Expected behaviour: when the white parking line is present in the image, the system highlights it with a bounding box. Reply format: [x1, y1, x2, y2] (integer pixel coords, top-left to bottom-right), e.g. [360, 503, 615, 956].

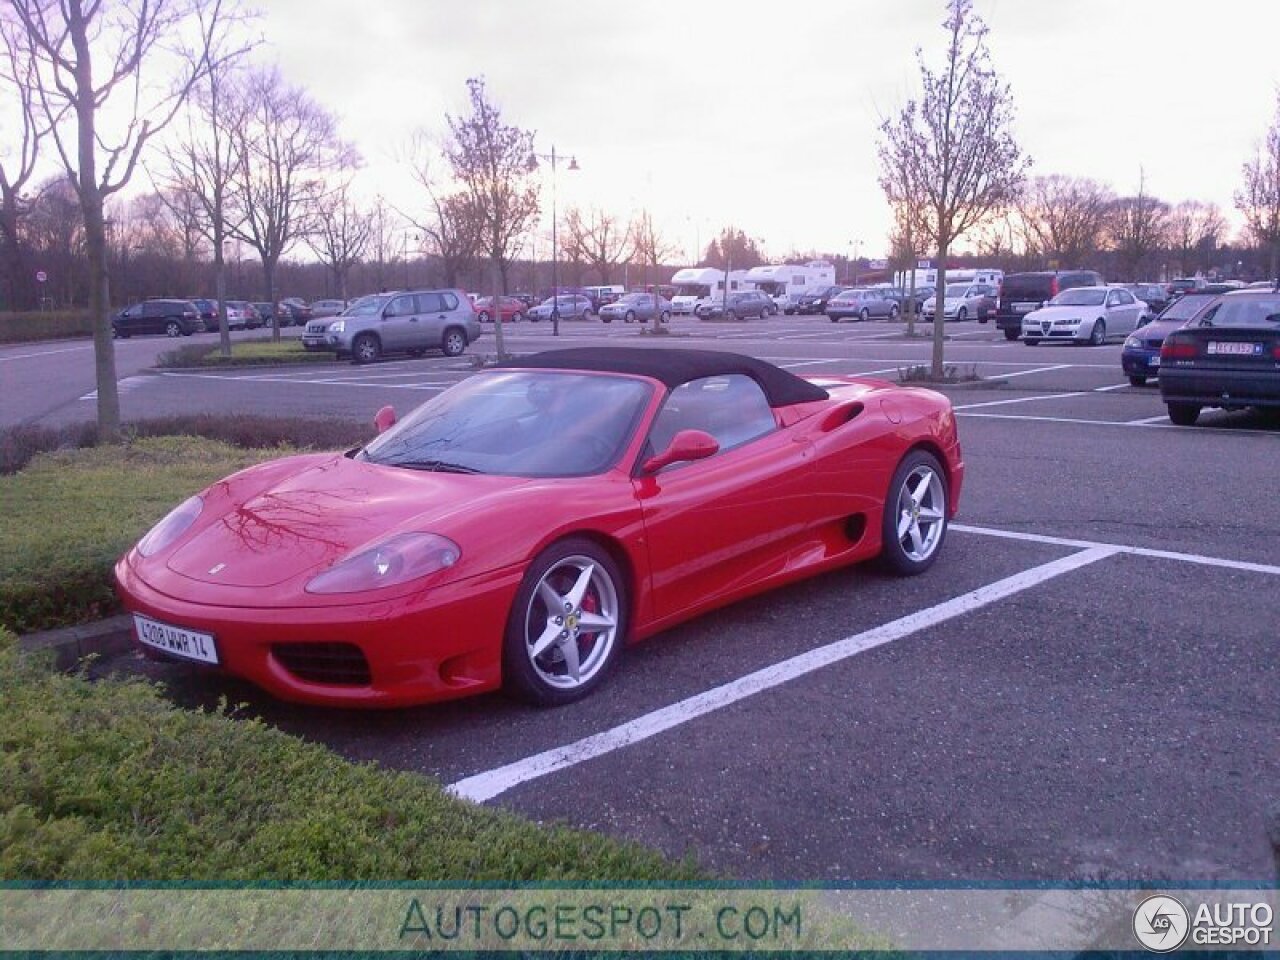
[999, 364, 1072, 379]
[1094, 383, 1132, 392]
[1, 345, 92, 362]
[1126, 414, 1171, 424]
[778, 359, 837, 369]
[958, 411, 1280, 436]
[952, 523, 1280, 576]
[448, 546, 1118, 803]
[953, 392, 1088, 411]
[158, 371, 450, 390]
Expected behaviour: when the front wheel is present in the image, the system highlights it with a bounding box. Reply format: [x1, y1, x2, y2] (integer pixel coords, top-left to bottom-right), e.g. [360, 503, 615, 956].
[625, 310, 636, 324]
[879, 450, 949, 576]
[512, 311, 524, 323]
[659, 311, 670, 323]
[1023, 338, 1040, 346]
[1090, 320, 1106, 345]
[477, 311, 491, 323]
[1167, 402, 1201, 426]
[351, 332, 381, 364]
[955, 307, 967, 322]
[165, 320, 182, 337]
[1003, 328, 1019, 341]
[859, 308, 870, 322]
[441, 327, 467, 357]
[503, 538, 627, 706]
[889, 304, 900, 320]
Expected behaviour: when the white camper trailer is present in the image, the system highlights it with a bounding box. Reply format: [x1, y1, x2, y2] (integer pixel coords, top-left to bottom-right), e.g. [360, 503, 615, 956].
[743, 261, 837, 313]
[669, 267, 754, 315]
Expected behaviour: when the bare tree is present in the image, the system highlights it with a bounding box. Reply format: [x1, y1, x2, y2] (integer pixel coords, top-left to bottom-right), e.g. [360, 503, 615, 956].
[1015, 175, 1112, 268]
[1167, 200, 1226, 277]
[563, 206, 631, 284]
[365, 196, 401, 293]
[402, 131, 480, 289]
[229, 66, 349, 341]
[1235, 95, 1280, 280]
[443, 76, 539, 355]
[307, 177, 371, 302]
[1106, 171, 1169, 281]
[877, 0, 1029, 377]
[24, 174, 84, 304]
[628, 210, 679, 288]
[8, 0, 248, 439]
[0, 10, 51, 310]
[157, 60, 246, 355]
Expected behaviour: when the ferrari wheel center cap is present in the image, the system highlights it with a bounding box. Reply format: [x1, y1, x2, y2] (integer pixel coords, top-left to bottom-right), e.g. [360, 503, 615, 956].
[565, 612, 579, 631]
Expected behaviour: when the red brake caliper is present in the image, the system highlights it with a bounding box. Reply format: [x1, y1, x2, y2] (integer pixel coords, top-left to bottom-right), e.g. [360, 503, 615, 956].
[579, 590, 600, 655]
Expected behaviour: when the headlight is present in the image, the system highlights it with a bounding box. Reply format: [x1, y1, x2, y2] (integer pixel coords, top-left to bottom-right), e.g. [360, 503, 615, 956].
[328, 320, 345, 333]
[305, 533, 461, 595]
[137, 496, 203, 557]
[1124, 336, 1142, 349]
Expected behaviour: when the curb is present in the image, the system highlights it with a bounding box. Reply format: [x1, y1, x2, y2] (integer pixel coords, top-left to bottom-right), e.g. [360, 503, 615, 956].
[19, 614, 134, 670]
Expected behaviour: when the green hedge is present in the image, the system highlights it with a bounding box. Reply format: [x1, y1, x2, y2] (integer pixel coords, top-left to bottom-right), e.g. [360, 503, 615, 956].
[0, 437, 285, 634]
[0, 629, 699, 880]
[0, 310, 96, 344]
[156, 338, 337, 368]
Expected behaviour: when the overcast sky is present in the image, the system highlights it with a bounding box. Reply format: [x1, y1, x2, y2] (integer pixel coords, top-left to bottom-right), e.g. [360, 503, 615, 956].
[249, 0, 1275, 265]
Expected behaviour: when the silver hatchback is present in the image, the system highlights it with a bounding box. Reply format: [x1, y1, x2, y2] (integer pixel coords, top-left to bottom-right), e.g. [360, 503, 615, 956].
[323, 289, 482, 363]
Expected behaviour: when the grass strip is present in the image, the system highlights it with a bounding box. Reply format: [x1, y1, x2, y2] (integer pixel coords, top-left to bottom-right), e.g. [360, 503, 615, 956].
[0, 437, 285, 634]
[0, 629, 699, 881]
[156, 338, 336, 368]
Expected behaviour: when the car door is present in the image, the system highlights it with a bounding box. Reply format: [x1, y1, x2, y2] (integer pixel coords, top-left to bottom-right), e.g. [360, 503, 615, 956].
[633, 374, 817, 618]
[379, 293, 420, 351]
[1115, 289, 1141, 332]
[413, 291, 451, 346]
[1105, 289, 1132, 334]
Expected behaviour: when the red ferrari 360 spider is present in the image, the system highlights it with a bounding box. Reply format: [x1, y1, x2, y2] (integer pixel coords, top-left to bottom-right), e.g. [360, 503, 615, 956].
[115, 348, 964, 708]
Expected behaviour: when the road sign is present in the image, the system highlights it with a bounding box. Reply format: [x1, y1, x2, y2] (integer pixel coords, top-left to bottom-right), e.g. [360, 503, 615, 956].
[917, 259, 931, 269]
[35, 270, 47, 283]
[868, 259, 888, 270]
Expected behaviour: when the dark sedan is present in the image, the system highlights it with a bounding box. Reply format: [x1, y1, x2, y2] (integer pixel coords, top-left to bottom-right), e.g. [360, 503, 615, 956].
[1158, 290, 1280, 424]
[1120, 293, 1217, 386]
[794, 285, 847, 315]
[1124, 283, 1171, 316]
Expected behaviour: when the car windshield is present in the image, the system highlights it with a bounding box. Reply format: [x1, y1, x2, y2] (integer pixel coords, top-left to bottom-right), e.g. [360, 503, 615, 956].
[1157, 293, 1215, 320]
[945, 284, 974, 298]
[358, 371, 653, 478]
[1204, 297, 1280, 328]
[616, 294, 646, 304]
[345, 295, 390, 316]
[1050, 288, 1107, 306]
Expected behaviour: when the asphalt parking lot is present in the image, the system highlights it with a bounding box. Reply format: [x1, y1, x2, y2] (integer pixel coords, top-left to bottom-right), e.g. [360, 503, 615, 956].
[10, 315, 1279, 882]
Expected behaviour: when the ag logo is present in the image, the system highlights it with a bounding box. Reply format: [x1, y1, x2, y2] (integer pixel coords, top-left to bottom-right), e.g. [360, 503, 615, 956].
[1133, 895, 1190, 952]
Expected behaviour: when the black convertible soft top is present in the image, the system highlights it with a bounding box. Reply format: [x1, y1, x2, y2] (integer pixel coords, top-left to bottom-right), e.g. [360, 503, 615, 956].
[505, 347, 830, 407]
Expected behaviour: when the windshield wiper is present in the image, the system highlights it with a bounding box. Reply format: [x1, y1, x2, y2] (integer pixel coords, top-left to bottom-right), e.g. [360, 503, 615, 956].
[394, 459, 483, 474]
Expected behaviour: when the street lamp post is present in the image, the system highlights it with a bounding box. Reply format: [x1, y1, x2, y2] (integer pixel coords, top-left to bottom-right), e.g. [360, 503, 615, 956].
[849, 239, 862, 286]
[528, 146, 579, 337]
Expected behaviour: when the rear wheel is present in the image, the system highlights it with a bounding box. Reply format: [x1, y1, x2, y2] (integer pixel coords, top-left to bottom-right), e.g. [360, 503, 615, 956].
[1023, 338, 1040, 346]
[1167, 402, 1201, 426]
[165, 320, 182, 337]
[889, 304, 900, 320]
[1003, 328, 1020, 341]
[503, 538, 627, 706]
[352, 332, 381, 364]
[625, 310, 636, 324]
[859, 308, 870, 322]
[441, 326, 467, 357]
[1128, 375, 1147, 387]
[477, 310, 491, 323]
[512, 311, 524, 323]
[879, 450, 949, 576]
[659, 311, 670, 323]
[726, 310, 738, 321]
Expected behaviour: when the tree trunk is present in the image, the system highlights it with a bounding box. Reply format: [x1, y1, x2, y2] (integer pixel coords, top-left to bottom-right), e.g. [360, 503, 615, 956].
[264, 257, 279, 342]
[932, 244, 948, 379]
[1270, 242, 1279, 283]
[490, 256, 506, 358]
[906, 266, 918, 338]
[214, 237, 230, 357]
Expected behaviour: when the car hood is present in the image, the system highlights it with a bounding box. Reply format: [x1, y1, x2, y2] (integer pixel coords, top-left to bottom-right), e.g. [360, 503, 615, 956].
[1127, 318, 1185, 343]
[1025, 304, 1099, 321]
[165, 454, 532, 589]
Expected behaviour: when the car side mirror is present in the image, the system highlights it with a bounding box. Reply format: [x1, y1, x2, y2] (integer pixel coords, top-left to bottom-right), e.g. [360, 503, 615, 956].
[643, 429, 719, 473]
[373, 405, 397, 433]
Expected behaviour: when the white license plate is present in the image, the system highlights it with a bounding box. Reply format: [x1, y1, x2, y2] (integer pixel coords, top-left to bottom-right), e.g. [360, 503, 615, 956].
[1014, 302, 1036, 313]
[134, 614, 219, 665]
[1150, 355, 1161, 366]
[1207, 341, 1260, 356]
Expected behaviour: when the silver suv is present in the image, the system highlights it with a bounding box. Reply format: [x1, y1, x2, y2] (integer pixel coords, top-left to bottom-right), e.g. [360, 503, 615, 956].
[322, 289, 482, 363]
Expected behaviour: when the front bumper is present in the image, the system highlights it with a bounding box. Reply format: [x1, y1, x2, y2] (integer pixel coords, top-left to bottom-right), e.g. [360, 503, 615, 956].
[1021, 320, 1089, 341]
[1121, 348, 1160, 376]
[114, 555, 523, 707]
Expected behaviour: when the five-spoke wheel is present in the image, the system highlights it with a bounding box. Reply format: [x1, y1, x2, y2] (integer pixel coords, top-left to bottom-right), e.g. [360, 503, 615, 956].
[879, 450, 948, 575]
[505, 539, 626, 705]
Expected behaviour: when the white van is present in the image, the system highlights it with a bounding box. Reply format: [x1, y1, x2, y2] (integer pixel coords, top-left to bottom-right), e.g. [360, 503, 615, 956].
[744, 261, 837, 314]
[581, 285, 624, 307]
